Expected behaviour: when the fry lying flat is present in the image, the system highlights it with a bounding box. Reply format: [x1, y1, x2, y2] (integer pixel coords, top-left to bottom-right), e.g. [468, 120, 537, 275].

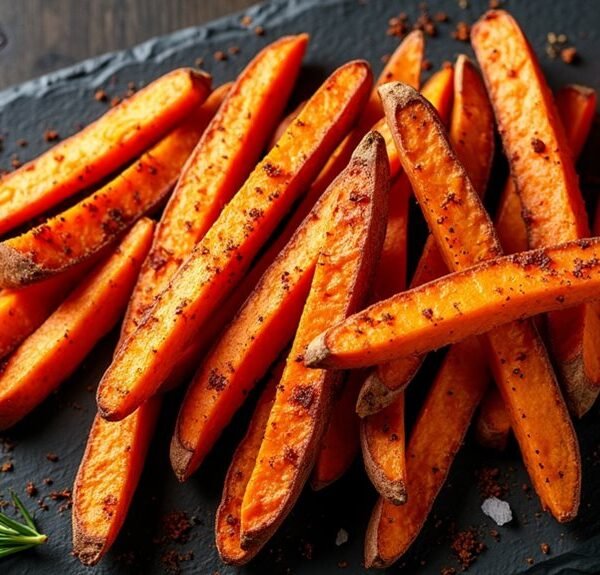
[0, 69, 211, 235]
[97, 60, 372, 421]
[239, 132, 389, 558]
[0, 86, 229, 288]
[0, 219, 154, 429]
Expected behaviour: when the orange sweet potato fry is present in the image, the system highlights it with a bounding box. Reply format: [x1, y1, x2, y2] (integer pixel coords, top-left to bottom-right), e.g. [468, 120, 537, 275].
[0, 86, 229, 288]
[239, 132, 389, 555]
[72, 398, 161, 566]
[0, 262, 91, 359]
[170, 113, 370, 482]
[0, 69, 211, 235]
[358, 58, 489, 416]
[475, 386, 511, 451]
[477, 83, 597, 438]
[0, 219, 154, 429]
[361, 393, 406, 505]
[215, 361, 283, 565]
[359, 56, 493, 501]
[364, 337, 489, 568]
[311, 370, 364, 491]
[268, 100, 306, 151]
[308, 83, 580, 522]
[125, 35, 308, 332]
[97, 60, 373, 422]
[472, 10, 597, 417]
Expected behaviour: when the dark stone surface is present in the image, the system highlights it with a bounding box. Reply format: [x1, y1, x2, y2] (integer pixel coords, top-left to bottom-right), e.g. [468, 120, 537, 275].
[0, 1, 598, 573]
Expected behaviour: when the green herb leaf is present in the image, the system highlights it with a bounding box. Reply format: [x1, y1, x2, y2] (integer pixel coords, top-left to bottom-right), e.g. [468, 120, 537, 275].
[0, 492, 47, 559]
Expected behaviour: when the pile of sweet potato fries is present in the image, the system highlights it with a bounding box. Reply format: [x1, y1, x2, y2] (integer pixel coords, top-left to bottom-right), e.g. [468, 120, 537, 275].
[0, 9, 598, 568]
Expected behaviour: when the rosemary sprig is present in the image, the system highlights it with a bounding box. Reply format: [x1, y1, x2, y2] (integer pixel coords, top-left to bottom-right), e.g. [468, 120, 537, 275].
[0, 492, 47, 558]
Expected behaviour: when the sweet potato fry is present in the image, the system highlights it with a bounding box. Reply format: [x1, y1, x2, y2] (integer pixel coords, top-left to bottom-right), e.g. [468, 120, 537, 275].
[125, 35, 308, 332]
[361, 394, 406, 505]
[305, 238, 600, 369]
[215, 361, 283, 566]
[0, 86, 228, 288]
[359, 56, 493, 501]
[97, 60, 373, 422]
[475, 387, 511, 451]
[0, 262, 91, 359]
[0, 219, 154, 429]
[0, 69, 211, 235]
[240, 132, 389, 554]
[311, 370, 364, 491]
[72, 398, 161, 566]
[268, 100, 306, 151]
[170, 172, 340, 482]
[472, 10, 597, 417]
[309, 83, 580, 522]
[477, 83, 597, 438]
[358, 60, 485, 416]
[364, 337, 488, 568]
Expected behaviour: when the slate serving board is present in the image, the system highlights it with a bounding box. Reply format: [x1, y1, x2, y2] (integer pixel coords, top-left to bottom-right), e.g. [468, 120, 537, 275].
[0, 1, 599, 573]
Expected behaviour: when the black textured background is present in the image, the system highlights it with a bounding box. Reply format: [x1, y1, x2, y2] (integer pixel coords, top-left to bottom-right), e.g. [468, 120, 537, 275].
[0, 1, 599, 573]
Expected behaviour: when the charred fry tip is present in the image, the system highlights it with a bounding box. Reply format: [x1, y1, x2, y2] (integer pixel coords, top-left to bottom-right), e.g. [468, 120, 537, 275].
[0, 244, 46, 288]
[169, 434, 194, 482]
[72, 532, 105, 566]
[356, 373, 395, 418]
[377, 81, 421, 112]
[303, 332, 331, 368]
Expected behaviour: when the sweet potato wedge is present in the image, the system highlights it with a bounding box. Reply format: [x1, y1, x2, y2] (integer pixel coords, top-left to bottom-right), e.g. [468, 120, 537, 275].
[358, 60, 485, 416]
[361, 394, 406, 505]
[359, 56, 494, 501]
[215, 361, 283, 566]
[125, 35, 308, 331]
[0, 218, 154, 429]
[0, 86, 228, 288]
[0, 262, 91, 359]
[475, 386, 511, 451]
[240, 132, 389, 554]
[364, 337, 489, 568]
[311, 370, 364, 491]
[472, 10, 597, 417]
[305, 238, 600, 370]
[72, 397, 161, 566]
[309, 83, 580, 522]
[97, 60, 373, 422]
[0, 69, 211, 235]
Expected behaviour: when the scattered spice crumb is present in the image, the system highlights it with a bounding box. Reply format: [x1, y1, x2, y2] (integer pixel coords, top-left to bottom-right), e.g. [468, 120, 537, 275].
[422, 59, 433, 71]
[162, 510, 193, 543]
[11, 155, 22, 169]
[452, 21, 470, 42]
[254, 26, 265, 36]
[228, 46, 241, 55]
[380, 53, 390, 64]
[44, 129, 60, 142]
[94, 89, 108, 103]
[540, 542, 551, 555]
[458, 0, 469, 8]
[337, 560, 349, 568]
[49, 488, 72, 512]
[0, 437, 16, 452]
[434, 11, 449, 22]
[476, 467, 507, 498]
[490, 529, 500, 542]
[161, 549, 194, 575]
[110, 96, 121, 108]
[214, 50, 228, 62]
[450, 528, 486, 569]
[489, 0, 501, 7]
[17, 138, 28, 147]
[46, 452, 59, 462]
[25, 481, 38, 497]
[240, 14, 253, 27]
[441, 568, 457, 575]
[43, 477, 53, 486]
[194, 57, 204, 68]
[0, 461, 13, 472]
[526, 557, 535, 565]
[560, 46, 578, 64]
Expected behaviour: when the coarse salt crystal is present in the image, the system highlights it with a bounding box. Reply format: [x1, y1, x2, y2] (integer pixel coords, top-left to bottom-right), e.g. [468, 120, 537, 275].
[335, 528, 349, 546]
[481, 496, 513, 526]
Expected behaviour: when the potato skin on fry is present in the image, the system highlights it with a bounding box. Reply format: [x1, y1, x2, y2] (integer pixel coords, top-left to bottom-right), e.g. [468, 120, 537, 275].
[238, 131, 389, 557]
